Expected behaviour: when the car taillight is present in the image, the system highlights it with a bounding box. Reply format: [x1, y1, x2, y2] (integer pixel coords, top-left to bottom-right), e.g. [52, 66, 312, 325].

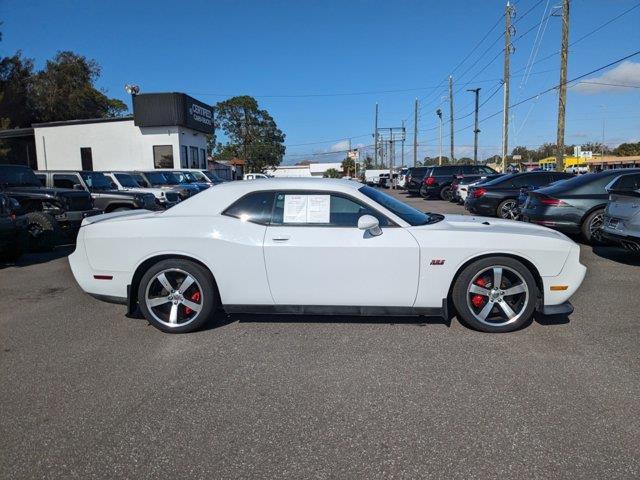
[424, 176, 436, 186]
[539, 196, 568, 206]
[473, 188, 487, 198]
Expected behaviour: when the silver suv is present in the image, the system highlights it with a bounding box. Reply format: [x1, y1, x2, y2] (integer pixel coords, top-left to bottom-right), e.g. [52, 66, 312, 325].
[602, 172, 640, 252]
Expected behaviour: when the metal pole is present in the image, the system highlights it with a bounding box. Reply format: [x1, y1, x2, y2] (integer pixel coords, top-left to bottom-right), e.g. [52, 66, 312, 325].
[555, 0, 570, 173]
[413, 98, 418, 167]
[468, 88, 481, 164]
[374, 103, 379, 168]
[437, 111, 443, 166]
[502, 1, 513, 171]
[401, 120, 405, 167]
[449, 76, 454, 162]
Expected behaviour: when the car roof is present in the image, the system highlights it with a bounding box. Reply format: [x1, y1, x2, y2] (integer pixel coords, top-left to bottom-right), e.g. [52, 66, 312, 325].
[215, 177, 360, 193]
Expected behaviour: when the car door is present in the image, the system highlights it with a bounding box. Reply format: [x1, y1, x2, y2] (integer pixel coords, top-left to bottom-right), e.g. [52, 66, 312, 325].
[263, 191, 420, 307]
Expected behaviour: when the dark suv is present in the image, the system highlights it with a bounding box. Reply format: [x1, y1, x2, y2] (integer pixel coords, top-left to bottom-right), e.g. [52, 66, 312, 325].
[421, 164, 498, 200]
[0, 164, 99, 250]
[405, 167, 431, 195]
[36, 171, 159, 212]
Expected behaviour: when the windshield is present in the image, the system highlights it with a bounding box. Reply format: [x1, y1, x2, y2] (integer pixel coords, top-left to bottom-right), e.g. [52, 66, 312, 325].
[80, 172, 113, 191]
[146, 172, 178, 185]
[114, 173, 141, 188]
[202, 171, 223, 182]
[0, 165, 41, 187]
[359, 185, 437, 226]
[168, 172, 189, 184]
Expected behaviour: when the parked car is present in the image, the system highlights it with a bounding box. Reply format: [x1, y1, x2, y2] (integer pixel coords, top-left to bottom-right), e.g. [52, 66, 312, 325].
[103, 172, 181, 209]
[244, 173, 268, 180]
[363, 169, 389, 186]
[133, 171, 199, 200]
[37, 171, 159, 212]
[159, 170, 210, 192]
[397, 168, 410, 189]
[421, 165, 498, 200]
[0, 164, 100, 251]
[466, 171, 573, 219]
[519, 168, 640, 243]
[601, 172, 640, 252]
[0, 193, 27, 261]
[405, 166, 431, 195]
[179, 169, 226, 185]
[377, 173, 398, 188]
[69, 178, 585, 334]
[454, 174, 504, 205]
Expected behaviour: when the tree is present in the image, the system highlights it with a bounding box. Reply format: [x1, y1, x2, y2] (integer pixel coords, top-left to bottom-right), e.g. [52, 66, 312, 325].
[0, 50, 126, 129]
[582, 142, 612, 156]
[341, 157, 355, 176]
[613, 142, 640, 157]
[323, 168, 341, 178]
[213, 95, 285, 173]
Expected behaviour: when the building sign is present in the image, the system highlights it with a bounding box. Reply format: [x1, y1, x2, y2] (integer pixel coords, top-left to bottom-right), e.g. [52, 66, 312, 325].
[133, 93, 214, 134]
[348, 149, 359, 161]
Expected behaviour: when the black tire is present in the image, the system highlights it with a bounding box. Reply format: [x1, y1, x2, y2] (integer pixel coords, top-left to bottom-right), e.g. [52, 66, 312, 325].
[138, 258, 217, 333]
[440, 186, 452, 201]
[497, 199, 519, 220]
[419, 186, 431, 199]
[581, 209, 607, 245]
[26, 212, 60, 252]
[452, 256, 538, 333]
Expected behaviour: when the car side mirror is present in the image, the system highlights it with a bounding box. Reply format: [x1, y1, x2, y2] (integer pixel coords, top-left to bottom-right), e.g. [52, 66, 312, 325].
[358, 214, 382, 237]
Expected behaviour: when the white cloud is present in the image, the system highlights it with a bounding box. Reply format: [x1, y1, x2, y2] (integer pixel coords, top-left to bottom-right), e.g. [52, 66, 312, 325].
[329, 140, 350, 152]
[573, 61, 640, 94]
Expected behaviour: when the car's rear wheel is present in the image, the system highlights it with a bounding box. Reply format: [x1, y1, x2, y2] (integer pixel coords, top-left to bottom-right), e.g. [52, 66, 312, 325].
[26, 212, 60, 252]
[581, 209, 607, 244]
[440, 186, 452, 201]
[497, 199, 519, 220]
[452, 256, 537, 333]
[138, 259, 217, 333]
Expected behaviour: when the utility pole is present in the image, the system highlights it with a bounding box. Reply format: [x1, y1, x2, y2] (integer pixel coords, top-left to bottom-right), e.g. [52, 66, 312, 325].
[555, 0, 570, 173]
[467, 88, 481, 164]
[436, 109, 443, 166]
[502, 1, 514, 171]
[348, 137, 353, 177]
[373, 103, 379, 168]
[449, 76, 454, 162]
[413, 98, 418, 167]
[401, 120, 405, 167]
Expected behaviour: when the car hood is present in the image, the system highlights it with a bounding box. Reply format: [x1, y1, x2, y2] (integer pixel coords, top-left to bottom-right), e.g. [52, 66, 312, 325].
[81, 209, 159, 226]
[418, 214, 572, 241]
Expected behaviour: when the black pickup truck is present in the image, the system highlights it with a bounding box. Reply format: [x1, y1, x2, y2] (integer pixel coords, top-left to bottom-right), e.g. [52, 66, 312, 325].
[36, 171, 159, 212]
[0, 164, 100, 250]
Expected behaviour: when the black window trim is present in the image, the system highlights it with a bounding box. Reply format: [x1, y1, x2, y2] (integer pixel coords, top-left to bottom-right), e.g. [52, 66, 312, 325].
[222, 189, 399, 228]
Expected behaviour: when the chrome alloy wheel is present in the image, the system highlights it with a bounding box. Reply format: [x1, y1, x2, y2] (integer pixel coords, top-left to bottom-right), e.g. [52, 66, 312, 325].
[466, 266, 529, 327]
[499, 200, 519, 220]
[589, 212, 605, 241]
[144, 268, 203, 328]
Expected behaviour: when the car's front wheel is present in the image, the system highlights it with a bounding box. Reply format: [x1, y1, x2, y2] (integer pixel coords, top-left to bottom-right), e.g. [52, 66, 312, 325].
[452, 256, 537, 333]
[138, 259, 217, 333]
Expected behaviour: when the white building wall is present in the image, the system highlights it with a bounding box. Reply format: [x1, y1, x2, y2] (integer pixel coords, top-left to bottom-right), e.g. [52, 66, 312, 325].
[33, 119, 207, 171]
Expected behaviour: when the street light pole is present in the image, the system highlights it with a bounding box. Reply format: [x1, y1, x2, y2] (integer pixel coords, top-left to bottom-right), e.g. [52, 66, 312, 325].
[436, 109, 443, 166]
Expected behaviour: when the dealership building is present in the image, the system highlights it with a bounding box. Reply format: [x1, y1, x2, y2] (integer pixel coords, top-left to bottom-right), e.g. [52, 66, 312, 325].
[0, 92, 214, 171]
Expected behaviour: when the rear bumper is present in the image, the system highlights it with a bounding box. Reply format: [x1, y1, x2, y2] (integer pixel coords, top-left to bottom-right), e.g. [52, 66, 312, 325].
[519, 207, 582, 235]
[465, 198, 497, 216]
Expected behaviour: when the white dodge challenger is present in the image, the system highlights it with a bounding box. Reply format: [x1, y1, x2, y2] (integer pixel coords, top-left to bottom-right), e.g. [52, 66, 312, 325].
[69, 178, 586, 333]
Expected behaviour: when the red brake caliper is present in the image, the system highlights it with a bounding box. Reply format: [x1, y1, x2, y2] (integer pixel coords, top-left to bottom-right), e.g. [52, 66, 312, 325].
[184, 291, 200, 315]
[471, 277, 487, 308]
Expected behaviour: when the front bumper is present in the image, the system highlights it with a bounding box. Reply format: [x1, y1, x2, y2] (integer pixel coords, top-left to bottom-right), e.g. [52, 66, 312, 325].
[538, 301, 574, 316]
[55, 209, 104, 227]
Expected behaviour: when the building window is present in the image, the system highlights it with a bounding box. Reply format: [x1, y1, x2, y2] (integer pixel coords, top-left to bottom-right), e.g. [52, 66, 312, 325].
[80, 147, 93, 171]
[199, 148, 206, 169]
[181, 146, 188, 168]
[153, 145, 174, 169]
[189, 146, 198, 168]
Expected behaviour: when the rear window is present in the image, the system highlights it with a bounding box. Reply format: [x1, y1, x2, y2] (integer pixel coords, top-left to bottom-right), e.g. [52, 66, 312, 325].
[408, 167, 429, 177]
[432, 166, 458, 176]
[223, 191, 275, 225]
[608, 173, 640, 192]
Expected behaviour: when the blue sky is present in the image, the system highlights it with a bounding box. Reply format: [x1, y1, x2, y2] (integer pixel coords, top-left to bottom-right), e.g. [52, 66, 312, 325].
[2, 0, 639, 164]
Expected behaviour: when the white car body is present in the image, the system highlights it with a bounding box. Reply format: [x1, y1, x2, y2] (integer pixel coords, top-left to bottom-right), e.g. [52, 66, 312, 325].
[69, 178, 585, 330]
[602, 173, 640, 251]
[104, 172, 181, 208]
[364, 169, 389, 185]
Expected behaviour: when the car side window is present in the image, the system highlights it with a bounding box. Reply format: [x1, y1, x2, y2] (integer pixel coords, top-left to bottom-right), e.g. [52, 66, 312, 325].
[461, 165, 475, 174]
[53, 174, 81, 189]
[479, 166, 495, 175]
[223, 191, 275, 225]
[35, 174, 46, 186]
[271, 192, 390, 227]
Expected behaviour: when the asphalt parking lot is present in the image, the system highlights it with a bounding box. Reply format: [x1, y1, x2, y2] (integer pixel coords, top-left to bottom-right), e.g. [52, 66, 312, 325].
[1, 190, 639, 479]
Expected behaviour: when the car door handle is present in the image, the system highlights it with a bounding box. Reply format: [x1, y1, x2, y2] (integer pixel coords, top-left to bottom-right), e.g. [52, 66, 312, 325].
[272, 235, 290, 242]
